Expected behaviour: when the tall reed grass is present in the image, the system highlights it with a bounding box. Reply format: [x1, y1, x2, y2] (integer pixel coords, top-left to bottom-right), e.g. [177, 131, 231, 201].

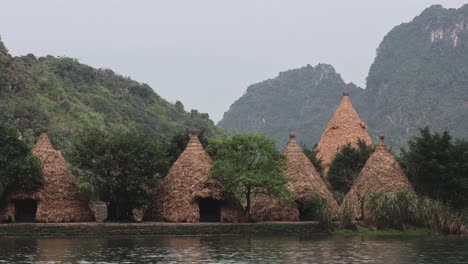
[302, 193, 333, 230]
[366, 189, 467, 234]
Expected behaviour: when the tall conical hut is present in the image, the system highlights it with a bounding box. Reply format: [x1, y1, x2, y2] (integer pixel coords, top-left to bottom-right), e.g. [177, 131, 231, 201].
[251, 133, 339, 221]
[144, 130, 244, 223]
[316, 91, 372, 173]
[344, 135, 412, 219]
[0, 132, 95, 222]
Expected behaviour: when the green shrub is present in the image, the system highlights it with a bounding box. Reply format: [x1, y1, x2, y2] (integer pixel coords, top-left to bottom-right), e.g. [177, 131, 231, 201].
[301, 193, 333, 230]
[340, 199, 354, 228]
[366, 190, 467, 234]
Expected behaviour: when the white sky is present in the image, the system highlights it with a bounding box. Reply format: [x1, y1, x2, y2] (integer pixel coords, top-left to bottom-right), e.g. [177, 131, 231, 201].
[0, 1, 466, 121]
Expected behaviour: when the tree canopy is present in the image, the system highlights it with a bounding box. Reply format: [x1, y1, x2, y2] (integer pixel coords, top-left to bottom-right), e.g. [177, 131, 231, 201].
[0, 125, 43, 202]
[327, 140, 374, 196]
[400, 127, 468, 210]
[208, 134, 289, 221]
[70, 128, 168, 221]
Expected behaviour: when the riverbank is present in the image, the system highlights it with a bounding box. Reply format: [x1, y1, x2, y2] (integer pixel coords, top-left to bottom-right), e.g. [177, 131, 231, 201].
[332, 226, 439, 236]
[0, 222, 330, 237]
[0, 222, 446, 237]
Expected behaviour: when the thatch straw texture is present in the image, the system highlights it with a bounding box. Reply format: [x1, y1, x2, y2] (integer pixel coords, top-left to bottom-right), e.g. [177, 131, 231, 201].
[1, 133, 95, 222]
[316, 92, 372, 171]
[344, 136, 412, 219]
[145, 131, 244, 223]
[251, 198, 299, 222]
[251, 133, 339, 221]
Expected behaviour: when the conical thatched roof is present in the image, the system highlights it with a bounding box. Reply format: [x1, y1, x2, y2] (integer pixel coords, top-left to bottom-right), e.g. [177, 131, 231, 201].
[145, 130, 244, 222]
[316, 92, 372, 171]
[1, 132, 95, 222]
[344, 136, 412, 219]
[251, 133, 339, 221]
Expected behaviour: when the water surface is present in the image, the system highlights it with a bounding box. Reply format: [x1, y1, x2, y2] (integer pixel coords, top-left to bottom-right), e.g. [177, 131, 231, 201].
[0, 235, 467, 263]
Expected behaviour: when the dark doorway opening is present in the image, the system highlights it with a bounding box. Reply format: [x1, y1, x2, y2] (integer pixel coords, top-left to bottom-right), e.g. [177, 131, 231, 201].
[199, 198, 221, 222]
[297, 201, 316, 221]
[14, 199, 37, 222]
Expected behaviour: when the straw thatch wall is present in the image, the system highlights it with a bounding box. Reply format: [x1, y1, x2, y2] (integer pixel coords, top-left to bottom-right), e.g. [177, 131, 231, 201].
[0, 133, 95, 223]
[145, 131, 244, 223]
[344, 136, 412, 219]
[316, 92, 372, 172]
[251, 133, 340, 221]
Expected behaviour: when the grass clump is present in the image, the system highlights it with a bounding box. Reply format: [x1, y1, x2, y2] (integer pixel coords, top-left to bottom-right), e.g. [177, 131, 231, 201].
[366, 190, 467, 234]
[301, 193, 334, 230]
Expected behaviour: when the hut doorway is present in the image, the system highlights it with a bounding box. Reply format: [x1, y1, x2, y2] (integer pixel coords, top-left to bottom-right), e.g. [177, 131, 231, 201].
[297, 201, 316, 221]
[199, 198, 221, 222]
[13, 199, 37, 222]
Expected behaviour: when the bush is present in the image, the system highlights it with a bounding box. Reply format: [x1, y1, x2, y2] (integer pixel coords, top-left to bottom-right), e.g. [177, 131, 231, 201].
[70, 128, 168, 221]
[366, 190, 467, 234]
[301, 193, 333, 230]
[340, 199, 354, 228]
[328, 140, 374, 195]
[0, 125, 43, 203]
[400, 128, 468, 210]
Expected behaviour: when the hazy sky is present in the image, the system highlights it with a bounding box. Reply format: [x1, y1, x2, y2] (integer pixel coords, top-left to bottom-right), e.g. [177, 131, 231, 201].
[1, 1, 466, 122]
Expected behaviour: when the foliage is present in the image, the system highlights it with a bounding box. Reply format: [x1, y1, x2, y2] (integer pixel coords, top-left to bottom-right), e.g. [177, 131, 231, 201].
[0, 41, 224, 159]
[366, 190, 467, 234]
[166, 128, 210, 168]
[70, 128, 168, 221]
[208, 134, 289, 221]
[0, 125, 43, 203]
[299, 193, 333, 229]
[399, 127, 468, 210]
[340, 199, 354, 228]
[327, 140, 374, 195]
[302, 144, 325, 178]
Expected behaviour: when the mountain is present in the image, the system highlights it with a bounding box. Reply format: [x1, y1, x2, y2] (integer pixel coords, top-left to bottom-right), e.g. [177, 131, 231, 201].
[219, 4, 468, 149]
[0, 38, 224, 157]
[218, 64, 364, 148]
[362, 4, 468, 147]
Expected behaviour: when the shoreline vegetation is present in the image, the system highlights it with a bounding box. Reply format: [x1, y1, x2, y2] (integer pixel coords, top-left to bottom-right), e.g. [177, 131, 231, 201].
[0, 222, 445, 237]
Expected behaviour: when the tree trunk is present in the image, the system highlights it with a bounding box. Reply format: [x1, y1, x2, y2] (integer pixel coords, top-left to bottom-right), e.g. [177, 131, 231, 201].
[360, 201, 365, 221]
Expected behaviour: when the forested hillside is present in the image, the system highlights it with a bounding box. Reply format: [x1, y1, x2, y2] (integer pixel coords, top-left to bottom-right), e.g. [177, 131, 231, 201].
[219, 4, 468, 149]
[362, 4, 468, 147]
[0, 38, 224, 157]
[218, 64, 363, 148]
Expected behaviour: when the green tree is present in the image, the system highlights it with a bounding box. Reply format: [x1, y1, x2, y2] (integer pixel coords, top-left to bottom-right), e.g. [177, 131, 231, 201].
[166, 128, 210, 168]
[70, 128, 168, 221]
[400, 127, 468, 209]
[303, 144, 325, 178]
[328, 139, 374, 196]
[0, 125, 43, 202]
[208, 134, 288, 222]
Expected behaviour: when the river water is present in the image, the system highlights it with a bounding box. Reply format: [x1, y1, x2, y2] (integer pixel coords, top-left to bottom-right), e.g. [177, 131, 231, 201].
[0, 235, 467, 263]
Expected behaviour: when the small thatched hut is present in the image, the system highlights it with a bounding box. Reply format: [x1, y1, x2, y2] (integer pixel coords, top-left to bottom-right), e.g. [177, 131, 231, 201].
[251, 133, 339, 221]
[0, 132, 95, 223]
[144, 130, 244, 223]
[316, 91, 372, 172]
[344, 135, 412, 219]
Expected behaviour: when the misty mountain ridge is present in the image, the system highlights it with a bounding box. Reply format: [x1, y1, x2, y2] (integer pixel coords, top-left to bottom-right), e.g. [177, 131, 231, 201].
[220, 4, 468, 149]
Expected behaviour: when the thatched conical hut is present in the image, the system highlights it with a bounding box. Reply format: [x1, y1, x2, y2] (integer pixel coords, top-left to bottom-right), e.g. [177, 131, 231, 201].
[251, 133, 339, 221]
[344, 135, 412, 219]
[144, 130, 244, 223]
[0, 132, 95, 223]
[316, 91, 372, 172]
